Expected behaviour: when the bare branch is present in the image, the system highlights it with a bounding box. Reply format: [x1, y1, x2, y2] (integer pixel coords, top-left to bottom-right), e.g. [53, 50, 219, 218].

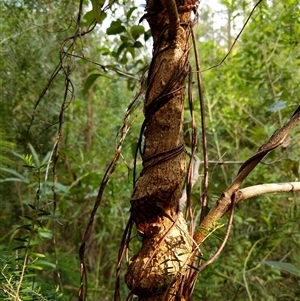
[236, 182, 300, 203]
[194, 107, 300, 246]
[229, 106, 300, 193]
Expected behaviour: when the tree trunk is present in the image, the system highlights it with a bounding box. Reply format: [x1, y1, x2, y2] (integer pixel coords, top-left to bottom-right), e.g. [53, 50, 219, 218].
[125, 1, 198, 300]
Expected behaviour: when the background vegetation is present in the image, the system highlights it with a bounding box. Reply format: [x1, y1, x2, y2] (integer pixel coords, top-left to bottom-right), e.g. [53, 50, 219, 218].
[0, 0, 299, 300]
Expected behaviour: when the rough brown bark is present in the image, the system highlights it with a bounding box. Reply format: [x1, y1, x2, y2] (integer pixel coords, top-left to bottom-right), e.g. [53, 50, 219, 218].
[125, 1, 198, 300]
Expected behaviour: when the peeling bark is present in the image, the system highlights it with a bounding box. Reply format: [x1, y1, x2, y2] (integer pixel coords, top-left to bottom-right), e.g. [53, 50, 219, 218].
[125, 0, 198, 300]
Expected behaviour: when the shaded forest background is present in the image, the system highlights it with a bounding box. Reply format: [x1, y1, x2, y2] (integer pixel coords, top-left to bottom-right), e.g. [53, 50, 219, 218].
[0, 0, 299, 300]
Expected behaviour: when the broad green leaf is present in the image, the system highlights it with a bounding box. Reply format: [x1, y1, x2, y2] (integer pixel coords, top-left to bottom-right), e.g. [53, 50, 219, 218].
[83, 73, 101, 95]
[133, 41, 143, 48]
[261, 261, 300, 277]
[131, 25, 145, 40]
[106, 19, 126, 35]
[90, 0, 107, 23]
[34, 259, 56, 269]
[120, 54, 128, 64]
[53, 182, 70, 194]
[127, 46, 135, 58]
[126, 7, 137, 21]
[83, 10, 95, 24]
[91, 0, 101, 23]
[268, 101, 287, 113]
[92, 8, 107, 24]
[99, 46, 111, 56]
[117, 42, 129, 57]
[120, 35, 129, 43]
[144, 29, 152, 41]
[38, 228, 53, 239]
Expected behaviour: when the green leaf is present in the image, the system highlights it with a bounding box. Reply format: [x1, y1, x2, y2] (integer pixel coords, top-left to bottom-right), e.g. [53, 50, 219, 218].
[38, 228, 53, 239]
[14, 237, 28, 242]
[28, 143, 40, 167]
[40, 151, 52, 167]
[117, 42, 127, 54]
[0, 177, 26, 183]
[28, 264, 43, 270]
[21, 297, 34, 301]
[23, 273, 37, 278]
[23, 215, 33, 220]
[268, 101, 287, 113]
[120, 54, 128, 64]
[144, 29, 152, 41]
[261, 261, 300, 277]
[28, 203, 36, 210]
[91, 0, 101, 23]
[126, 7, 137, 21]
[99, 11, 107, 23]
[120, 35, 129, 43]
[0, 167, 29, 183]
[106, 19, 126, 35]
[187, 264, 200, 271]
[130, 25, 145, 40]
[31, 253, 46, 258]
[17, 224, 32, 231]
[13, 245, 26, 250]
[83, 73, 101, 95]
[133, 41, 143, 48]
[38, 211, 51, 216]
[99, 47, 111, 56]
[292, 161, 299, 177]
[83, 10, 95, 24]
[22, 164, 35, 169]
[34, 259, 56, 269]
[11, 152, 24, 160]
[127, 46, 135, 58]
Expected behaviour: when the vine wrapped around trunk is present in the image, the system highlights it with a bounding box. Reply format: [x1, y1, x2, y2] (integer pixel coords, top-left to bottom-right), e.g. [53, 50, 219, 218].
[125, 1, 198, 300]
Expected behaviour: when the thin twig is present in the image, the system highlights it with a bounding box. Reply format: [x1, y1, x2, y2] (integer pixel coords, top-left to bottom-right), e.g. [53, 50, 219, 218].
[187, 193, 236, 299]
[191, 27, 208, 223]
[185, 64, 198, 226]
[202, 0, 263, 72]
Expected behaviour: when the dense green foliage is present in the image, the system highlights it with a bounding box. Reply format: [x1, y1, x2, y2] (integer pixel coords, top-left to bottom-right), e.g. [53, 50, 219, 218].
[0, 0, 299, 300]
